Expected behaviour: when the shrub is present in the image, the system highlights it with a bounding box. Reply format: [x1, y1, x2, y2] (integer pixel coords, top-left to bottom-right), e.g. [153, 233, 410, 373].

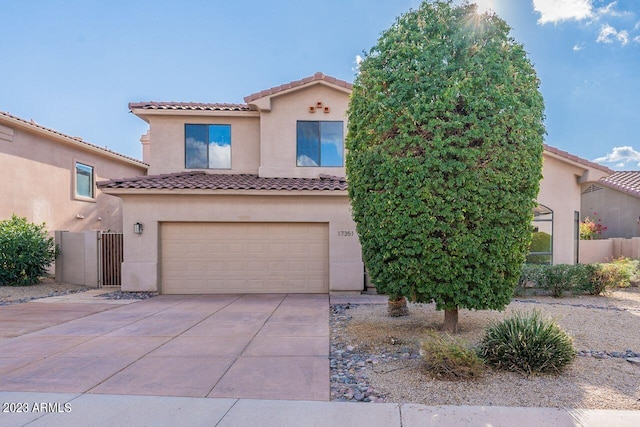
[580, 262, 629, 295]
[609, 257, 639, 287]
[516, 264, 546, 295]
[0, 215, 58, 286]
[420, 333, 484, 380]
[538, 264, 579, 297]
[478, 310, 576, 375]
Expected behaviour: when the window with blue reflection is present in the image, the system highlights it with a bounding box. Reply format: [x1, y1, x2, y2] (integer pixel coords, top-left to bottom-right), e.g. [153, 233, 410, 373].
[185, 124, 231, 169]
[296, 121, 343, 167]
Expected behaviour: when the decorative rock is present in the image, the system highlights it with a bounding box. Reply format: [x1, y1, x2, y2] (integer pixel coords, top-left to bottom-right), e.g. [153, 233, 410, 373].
[99, 291, 157, 300]
[331, 302, 639, 403]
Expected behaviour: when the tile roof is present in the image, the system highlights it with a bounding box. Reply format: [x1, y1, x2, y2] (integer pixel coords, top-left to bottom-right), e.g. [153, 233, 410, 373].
[128, 102, 252, 112]
[244, 72, 353, 103]
[598, 171, 640, 198]
[97, 172, 348, 192]
[0, 110, 147, 167]
[543, 144, 613, 174]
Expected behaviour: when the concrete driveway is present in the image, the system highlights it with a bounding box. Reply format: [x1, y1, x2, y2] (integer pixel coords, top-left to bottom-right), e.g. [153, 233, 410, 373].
[0, 294, 329, 401]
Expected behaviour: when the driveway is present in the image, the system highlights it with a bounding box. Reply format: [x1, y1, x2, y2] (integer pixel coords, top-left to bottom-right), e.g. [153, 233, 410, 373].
[0, 294, 329, 400]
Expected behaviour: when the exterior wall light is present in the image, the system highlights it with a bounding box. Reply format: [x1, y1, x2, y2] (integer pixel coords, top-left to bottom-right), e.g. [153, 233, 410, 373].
[133, 222, 143, 235]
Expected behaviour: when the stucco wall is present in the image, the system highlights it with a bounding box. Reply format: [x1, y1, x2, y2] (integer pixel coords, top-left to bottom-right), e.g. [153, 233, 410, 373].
[538, 154, 584, 265]
[256, 84, 350, 178]
[582, 186, 640, 238]
[118, 192, 363, 293]
[145, 115, 260, 175]
[0, 126, 146, 232]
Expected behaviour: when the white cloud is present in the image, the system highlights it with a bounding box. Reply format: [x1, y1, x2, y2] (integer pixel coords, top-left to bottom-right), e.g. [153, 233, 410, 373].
[209, 143, 231, 169]
[594, 146, 640, 169]
[634, 35, 640, 44]
[596, 24, 629, 45]
[532, 0, 594, 24]
[573, 43, 585, 51]
[297, 155, 318, 167]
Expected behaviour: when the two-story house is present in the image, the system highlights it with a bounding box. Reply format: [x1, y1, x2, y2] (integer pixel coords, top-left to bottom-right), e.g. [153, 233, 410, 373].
[99, 73, 363, 294]
[99, 72, 612, 295]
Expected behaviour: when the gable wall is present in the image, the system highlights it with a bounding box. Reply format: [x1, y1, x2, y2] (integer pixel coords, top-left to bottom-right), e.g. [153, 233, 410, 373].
[258, 84, 349, 178]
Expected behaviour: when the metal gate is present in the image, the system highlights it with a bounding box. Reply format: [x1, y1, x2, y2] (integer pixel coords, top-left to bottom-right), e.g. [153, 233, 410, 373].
[99, 232, 123, 287]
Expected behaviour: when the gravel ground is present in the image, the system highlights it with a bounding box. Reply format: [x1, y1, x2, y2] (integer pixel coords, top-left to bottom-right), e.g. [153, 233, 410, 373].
[0, 280, 156, 304]
[0, 279, 90, 305]
[330, 287, 640, 410]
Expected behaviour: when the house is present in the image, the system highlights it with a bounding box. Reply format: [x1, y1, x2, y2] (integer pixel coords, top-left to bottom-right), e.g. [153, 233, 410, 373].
[581, 171, 640, 239]
[0, 111, 148, 233]
[536, 145, 612, 265]
[98, 72, 612, 295]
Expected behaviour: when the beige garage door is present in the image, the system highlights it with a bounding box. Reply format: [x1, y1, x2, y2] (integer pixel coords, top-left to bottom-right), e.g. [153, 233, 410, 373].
[161, 222, 329, 294]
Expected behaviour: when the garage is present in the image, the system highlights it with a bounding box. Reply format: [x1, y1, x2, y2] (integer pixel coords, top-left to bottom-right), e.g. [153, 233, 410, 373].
[160, 222, 329, 294]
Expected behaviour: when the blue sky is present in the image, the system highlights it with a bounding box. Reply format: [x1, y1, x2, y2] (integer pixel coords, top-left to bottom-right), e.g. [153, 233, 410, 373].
[1, 0, 639, 170]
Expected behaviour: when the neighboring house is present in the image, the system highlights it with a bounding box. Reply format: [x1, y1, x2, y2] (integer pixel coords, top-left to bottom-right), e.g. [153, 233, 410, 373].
[582, 171, 640, 239]
[98, 72, 611, 295]
[536, 145, 612, 265]
[0, 110, 148, 233]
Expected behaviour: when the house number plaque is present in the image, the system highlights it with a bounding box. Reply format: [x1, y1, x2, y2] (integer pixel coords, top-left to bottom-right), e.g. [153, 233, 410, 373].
[337, 231, 354, 237]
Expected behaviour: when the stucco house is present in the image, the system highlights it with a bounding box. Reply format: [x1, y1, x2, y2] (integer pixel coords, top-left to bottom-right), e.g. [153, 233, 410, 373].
[536, 145, 612, 265]
[0, 110, 148, 232]
[98, 72, 612, 295]
[581, 171, 640, 239]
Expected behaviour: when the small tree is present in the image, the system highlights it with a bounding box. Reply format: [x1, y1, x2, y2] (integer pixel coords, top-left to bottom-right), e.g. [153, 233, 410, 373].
[346, 1, 545, 332]
[0, 215, 57, 286]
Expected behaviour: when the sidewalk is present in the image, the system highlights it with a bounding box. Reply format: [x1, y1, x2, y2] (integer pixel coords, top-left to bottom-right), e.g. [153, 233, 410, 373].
[0, 392, 638, 427]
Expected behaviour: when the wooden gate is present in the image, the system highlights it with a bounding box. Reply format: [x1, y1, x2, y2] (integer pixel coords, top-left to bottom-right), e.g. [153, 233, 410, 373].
[99, 232, 123, 287]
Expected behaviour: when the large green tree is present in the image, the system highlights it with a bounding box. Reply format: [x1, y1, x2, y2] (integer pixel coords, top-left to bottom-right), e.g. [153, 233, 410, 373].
[346, 1, 545, 332]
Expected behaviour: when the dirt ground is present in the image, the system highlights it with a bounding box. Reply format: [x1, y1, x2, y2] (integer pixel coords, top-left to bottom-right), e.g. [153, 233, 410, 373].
[342, 287, 640, 409]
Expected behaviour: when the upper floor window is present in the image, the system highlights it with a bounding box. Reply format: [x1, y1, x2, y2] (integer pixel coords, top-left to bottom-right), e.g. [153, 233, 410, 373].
[296, 121, 343, 167]
[75, 162, 94, 199]
[185, 124, 231, 169]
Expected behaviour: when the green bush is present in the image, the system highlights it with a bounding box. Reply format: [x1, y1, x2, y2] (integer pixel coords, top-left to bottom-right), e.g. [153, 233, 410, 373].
[478, 310, 576, 375]
[579, 262, 629, 295]
[539, 264, 582, 297]
[516, 264, 546, 296]
[609, 257, 639, 287]
[420, 333, 484, 380]
[0, 215, 58, 286]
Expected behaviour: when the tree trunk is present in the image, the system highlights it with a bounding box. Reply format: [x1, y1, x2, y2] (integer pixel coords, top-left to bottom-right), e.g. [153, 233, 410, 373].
[387, 296, 409, 317]
[443, 307, 459, 333]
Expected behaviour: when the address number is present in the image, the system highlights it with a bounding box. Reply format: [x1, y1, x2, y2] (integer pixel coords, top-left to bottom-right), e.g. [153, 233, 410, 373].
[337, 231, 354, 237]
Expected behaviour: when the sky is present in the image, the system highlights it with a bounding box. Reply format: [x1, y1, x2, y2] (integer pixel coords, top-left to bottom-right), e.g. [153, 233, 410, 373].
[1, 0, 639, 170]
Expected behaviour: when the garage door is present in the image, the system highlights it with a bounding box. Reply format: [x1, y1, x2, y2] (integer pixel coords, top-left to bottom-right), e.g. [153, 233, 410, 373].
[161, 222, 329, 294]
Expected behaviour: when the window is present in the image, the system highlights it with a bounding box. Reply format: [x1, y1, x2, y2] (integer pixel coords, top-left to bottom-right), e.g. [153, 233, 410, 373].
[75, 162, 94, 199]
[527, 204, 553, 265]
[296, 121, 343, 167]
[185, 124, 231, 169]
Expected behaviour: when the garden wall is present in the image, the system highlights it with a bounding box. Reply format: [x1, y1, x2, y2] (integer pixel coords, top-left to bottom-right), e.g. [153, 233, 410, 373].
[579, 237, 640, 263]
[54, 230, 99, 287]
